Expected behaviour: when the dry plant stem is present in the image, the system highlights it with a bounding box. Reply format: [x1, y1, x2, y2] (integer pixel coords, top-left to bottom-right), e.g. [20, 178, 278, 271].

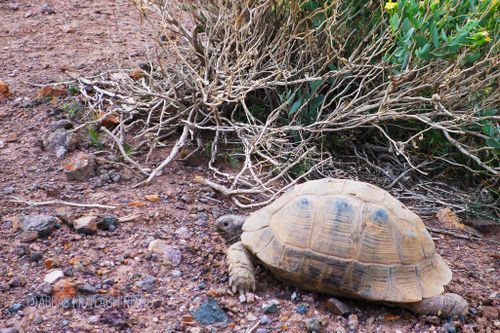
[102, 127, 151, 175]
[117, 214, 141, 223]
[137, 124, 191, 187]
[10, 197, 116, 210]
[427, 226, 500, 246]
[72, 1, 499, 217]
[246, 321, 260, 333]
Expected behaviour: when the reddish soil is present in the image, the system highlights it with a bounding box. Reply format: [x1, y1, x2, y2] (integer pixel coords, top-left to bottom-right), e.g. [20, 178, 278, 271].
[0, 1, 498, 332]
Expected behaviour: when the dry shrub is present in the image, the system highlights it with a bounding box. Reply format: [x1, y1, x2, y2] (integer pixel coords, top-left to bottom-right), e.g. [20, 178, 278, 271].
[75, 0, 499, 218]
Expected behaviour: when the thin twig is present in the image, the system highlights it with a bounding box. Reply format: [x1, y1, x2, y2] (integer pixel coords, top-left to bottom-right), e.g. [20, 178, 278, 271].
[427, 226, 499, 245]
[10, 197, 116, 210]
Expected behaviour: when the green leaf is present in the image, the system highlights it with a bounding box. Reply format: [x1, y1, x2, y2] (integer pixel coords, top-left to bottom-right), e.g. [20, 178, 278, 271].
[485, 138, 500, 149]
[309, 95, 324, 113]
[415, 35, 428, 48]
[482, 125, 495, 136]
[309, 80, 323, 92]
[390, 13, 400, 33]
[415, 43, 431, 59]
[430, 21, 439, 47]
[289, 98, 303, 116]
[481, 108, 498, 117]
[464, 52, 481, 64]
[402, 18, 411, 35]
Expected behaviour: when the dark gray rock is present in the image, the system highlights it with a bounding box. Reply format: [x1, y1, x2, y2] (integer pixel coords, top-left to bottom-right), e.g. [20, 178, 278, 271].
[15, 215, 57, 237]
[135, 276, 156, 292]
[78, 283, 97, 294]
[262, 300, 280, 314]
[97, 216, 118, 231]
[304, 318, 320, 332]
[192, 298, 228, 325]
[43, 128, 80, 152]
[40, 4, 55, 14]
[8, 303, 23, 313]
[30, 252, 43, 262]
[444, 322, 457, 333]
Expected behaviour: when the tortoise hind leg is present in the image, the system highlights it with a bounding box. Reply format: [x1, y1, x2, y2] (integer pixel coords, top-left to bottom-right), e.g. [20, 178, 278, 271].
[402, 293, 468, 317]
[227, 242, 256, 293]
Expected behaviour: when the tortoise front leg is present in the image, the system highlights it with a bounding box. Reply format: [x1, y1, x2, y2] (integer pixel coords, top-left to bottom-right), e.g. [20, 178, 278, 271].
[402, 293, 468, 317]
[227, 241, 256, 293]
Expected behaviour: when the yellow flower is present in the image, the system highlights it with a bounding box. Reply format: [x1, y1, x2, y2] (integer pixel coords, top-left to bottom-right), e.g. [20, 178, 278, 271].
[419, 1, 426, 9]
[433, 0, 440, 5]
[385, 0, 398, 11]
[481, 30, 492, 42]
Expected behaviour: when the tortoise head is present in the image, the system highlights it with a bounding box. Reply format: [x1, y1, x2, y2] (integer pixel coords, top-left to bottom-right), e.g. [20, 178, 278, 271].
[216, 215, 246, 242]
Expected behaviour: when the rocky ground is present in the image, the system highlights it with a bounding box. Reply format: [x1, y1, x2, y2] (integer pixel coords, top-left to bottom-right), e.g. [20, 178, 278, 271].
[0, 1, 498, 333]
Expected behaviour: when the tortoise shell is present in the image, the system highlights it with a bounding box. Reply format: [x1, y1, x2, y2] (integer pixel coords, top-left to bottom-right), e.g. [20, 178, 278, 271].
[240, 178, 452, 303]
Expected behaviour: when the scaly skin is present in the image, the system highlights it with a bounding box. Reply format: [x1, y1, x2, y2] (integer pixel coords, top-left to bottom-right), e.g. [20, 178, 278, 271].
[227, 241, 256, 293]
[401, 293, 468, 317]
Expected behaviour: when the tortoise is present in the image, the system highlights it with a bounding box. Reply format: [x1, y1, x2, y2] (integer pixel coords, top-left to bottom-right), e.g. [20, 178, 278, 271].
[216, 178, 467, 317]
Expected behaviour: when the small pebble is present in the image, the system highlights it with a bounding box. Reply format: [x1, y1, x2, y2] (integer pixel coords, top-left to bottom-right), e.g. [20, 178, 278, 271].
[326, 297, 352, 316]
[44, 270, 64, 284]
[97, 215, 118, 231]
[78, 283, 97, 294]
[444, 322, 457, 333]
[261, 300, 279, 314]
[347, 314, 358, 333]
[171, 270, 182, 278]
[3, 186, 15, 194]
[255, 329, 269, 333]
[30, 252, 43, 262]
[8, 303, 23, 313]
[295, 303, 309, 315]
[40, 4, 55, 14]
[192, 298, 228, 325]
[259, 315, 271, 325]
[304, 317, 320, 332]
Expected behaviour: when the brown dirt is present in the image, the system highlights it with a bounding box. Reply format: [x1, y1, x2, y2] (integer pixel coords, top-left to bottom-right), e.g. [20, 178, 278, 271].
[0, 1, 498, 332]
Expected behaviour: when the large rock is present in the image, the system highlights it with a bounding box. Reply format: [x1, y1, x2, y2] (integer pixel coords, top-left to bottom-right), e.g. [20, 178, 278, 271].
[43, 128, 80, 155]
[62, 152, 96, 181]
[14, 215, 57, 238]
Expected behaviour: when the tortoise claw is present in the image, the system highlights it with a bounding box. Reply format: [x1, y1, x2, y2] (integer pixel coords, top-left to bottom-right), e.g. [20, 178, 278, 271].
[229, 270, 256, 293]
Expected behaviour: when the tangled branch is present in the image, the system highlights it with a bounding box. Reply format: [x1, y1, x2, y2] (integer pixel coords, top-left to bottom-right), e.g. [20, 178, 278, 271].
[71, 0, 499, 218]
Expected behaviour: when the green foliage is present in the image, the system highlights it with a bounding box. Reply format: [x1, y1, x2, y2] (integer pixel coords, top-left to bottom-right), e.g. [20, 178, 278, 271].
[87, 126, 104, 149]
[281, 79, 325, 128]
[67, 85, 79, 96]
[62, 101, 82, 118]
[384, 0, 498, 67]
